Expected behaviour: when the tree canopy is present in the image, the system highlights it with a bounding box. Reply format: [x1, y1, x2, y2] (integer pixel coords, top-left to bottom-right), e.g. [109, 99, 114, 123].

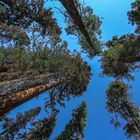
[102, 1, 140, 139]
[101, 0, 140, 80]
[0, 0, 140, 139]
[55, 101, 87, 140]
[59, 0, 102, 58]
[101, 34, 140, 79]
[106, 81, 140, 138]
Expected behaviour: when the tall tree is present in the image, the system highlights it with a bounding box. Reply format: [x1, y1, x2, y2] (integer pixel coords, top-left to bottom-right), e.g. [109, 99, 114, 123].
[101, 0, 140, 79]
[0, 107, 57, 140]
[0, 107, 41, 139]
[102, 2, 140, 139]
[59, 0, 101, 58]
[106, 81, 140, 139]
[0, 44, 91, 115]
[55, 101, 87, 140]
[0, 0, 61, 44]
[101, 34, 140, 79]
[22, 114, 56, 140]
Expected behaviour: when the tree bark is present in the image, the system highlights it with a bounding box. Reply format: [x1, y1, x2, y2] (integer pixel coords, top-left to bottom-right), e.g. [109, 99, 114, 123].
[59, 0, 97, 53]
[0, 79, 61, 116]
[0, 73, 53, 87]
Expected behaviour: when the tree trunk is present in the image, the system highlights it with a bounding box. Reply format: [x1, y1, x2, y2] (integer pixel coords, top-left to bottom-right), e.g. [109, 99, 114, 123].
[0, 73, 53, 87]
[59, 0, 96, 52]
[0, 79, 61, 116]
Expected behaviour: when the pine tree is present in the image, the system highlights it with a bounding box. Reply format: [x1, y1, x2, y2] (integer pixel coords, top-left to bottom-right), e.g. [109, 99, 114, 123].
[22, 114, 56, 140]
[55, 101, 87, 140]
[59, 0, 101, 58]
[101, 34, 140, 79]
[101, 0, 140, 79]
[106, 81, 140, 139]
[0, 0, 61, 44]
[0, 107, 41, 139]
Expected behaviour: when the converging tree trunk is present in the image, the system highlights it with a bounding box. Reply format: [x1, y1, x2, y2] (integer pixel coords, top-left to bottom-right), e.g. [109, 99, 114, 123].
[59, 0, 94, 49]
[0, 79, 61, 116]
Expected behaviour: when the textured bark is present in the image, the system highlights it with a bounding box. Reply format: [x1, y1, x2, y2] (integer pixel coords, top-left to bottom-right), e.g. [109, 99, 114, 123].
[59, 0, 97, 53]
[0, 79, 61, 116]
[0, 73, 53, 87]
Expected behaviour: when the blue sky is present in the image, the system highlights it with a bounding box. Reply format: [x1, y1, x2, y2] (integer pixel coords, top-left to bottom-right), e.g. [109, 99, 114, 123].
[86, 0, 134, 41]
[7, 0, 140, 140]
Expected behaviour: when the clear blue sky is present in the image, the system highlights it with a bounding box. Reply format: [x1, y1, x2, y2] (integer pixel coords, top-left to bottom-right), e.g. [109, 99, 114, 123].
[8, 0, 140, 140]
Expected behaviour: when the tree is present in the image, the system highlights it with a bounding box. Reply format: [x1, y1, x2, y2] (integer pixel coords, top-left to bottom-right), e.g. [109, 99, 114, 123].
[0, 23, 30, 45]
[101, 0, 140, 80]
[59, 0, 102, 58]
[128, 0, 140, 33]
[0, 35, 91, 115]
[55, 101, 87, 140]
[45, 52, 91, 113]
[106, 81, 140, 139]
[0, 78, 61, 116]
[0, 107, 41, 139]
[6, 45, 30, 73]
[0, 107, 57, 140]
[101, 34, 140, 79]
[22, 114, 56, 140]
[0, 0, 61, 44]
[102, 2, 140, 139]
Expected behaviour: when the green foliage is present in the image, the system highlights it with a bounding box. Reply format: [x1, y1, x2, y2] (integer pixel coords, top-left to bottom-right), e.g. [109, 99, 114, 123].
[106, 81, 140, 138]
[23, 114, 56, 140]
[61, 0, 101, 58]
[102, 2, 140, 138]
[55, 101, 87, 140]
[45, 53, 91, 112]
[101, 34, 140, 79]
[0, 108, 57, 140]
[128, 0, 140, 33]
[6, 45, 30, 73]
[101, 0, 140, 80]
[106, 81, 130, 114]
[79, 6, 102, 56]
[0, 0, 61, 46]
[0, 107, 41, 139]
[1, 0, 140, 139]
[0, 23, 30, 45]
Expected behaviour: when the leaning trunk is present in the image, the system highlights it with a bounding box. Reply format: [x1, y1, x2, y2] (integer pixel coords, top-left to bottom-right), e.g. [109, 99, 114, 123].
[59, 0, 96, 52]
[0, 79, 61, 116]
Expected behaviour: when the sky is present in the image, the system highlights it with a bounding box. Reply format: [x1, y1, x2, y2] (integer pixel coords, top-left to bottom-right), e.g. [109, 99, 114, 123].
[7, 0, 140, 140]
